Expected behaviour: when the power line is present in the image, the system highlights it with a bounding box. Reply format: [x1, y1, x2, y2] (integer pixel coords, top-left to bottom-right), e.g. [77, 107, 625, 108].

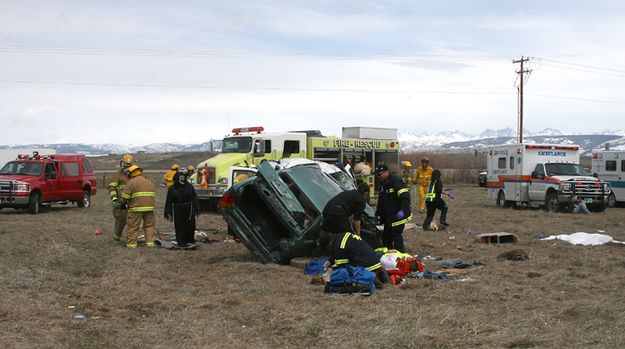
[0, 79, 513, 95]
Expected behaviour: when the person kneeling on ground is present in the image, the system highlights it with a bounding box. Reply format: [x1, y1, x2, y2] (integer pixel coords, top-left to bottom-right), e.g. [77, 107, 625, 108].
[164, 170, 200, 248]
[422, 169, 449, 230]
[319, 232, 389, 285]
[570, 195, 591, 215]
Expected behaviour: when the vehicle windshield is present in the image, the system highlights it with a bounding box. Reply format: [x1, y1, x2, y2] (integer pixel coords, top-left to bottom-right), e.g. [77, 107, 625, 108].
[222, 137, 253, 153]
[545, 163, 583, 176]
[0, 161, 44, 176]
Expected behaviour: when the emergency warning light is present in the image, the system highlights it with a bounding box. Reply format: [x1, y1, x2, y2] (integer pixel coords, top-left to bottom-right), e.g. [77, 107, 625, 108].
[232, 126, 264, 135]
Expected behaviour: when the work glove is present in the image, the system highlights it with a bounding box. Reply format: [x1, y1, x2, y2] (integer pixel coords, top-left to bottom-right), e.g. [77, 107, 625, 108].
[164, 212, 173, 222]
[119, 202, 128, 210]
[112, 200, 121, 209]
[395, 210, 405, 220]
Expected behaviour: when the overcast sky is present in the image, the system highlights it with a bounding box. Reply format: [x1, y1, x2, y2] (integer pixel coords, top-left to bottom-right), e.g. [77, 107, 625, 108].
[1, 0, 624, 145]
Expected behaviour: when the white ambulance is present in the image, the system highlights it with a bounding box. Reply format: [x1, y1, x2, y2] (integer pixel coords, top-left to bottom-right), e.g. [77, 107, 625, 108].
[486, 143, 611, 211]
[590, 149, 625, 207]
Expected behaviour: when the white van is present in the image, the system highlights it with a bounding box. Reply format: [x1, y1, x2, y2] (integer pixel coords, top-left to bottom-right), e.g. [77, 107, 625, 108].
[487, 143, 611, 211]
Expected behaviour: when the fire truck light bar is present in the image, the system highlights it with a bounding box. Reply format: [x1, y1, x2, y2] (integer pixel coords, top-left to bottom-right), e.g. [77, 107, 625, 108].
[232, 126, 264, 134]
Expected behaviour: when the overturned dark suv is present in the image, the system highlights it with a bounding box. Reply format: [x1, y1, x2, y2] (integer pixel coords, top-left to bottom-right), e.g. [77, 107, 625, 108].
[219, 159, 379, 264]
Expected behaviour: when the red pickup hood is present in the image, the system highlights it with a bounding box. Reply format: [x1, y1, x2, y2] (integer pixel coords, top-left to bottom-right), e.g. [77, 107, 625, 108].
[0, 175, 37, 183]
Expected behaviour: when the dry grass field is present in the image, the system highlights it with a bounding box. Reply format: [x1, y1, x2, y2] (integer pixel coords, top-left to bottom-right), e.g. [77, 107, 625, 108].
[2, 178, 625, 348]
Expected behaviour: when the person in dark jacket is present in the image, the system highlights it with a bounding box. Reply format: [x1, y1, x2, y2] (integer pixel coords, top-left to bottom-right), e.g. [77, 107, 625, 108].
[322, 182, 370, 235]
[374, 163, 412, 252]
[164, 171, 200, 248]
[422, 169, 449, 230]
[320, 232, 388, 284]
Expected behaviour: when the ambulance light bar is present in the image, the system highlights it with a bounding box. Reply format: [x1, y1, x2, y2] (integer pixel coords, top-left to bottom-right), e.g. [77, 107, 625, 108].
[525, 145, 579, 151]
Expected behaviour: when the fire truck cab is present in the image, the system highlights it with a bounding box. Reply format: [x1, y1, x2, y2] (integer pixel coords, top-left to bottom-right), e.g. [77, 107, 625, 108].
[487, 143, 610, 212]
[0, 152, 97, 214]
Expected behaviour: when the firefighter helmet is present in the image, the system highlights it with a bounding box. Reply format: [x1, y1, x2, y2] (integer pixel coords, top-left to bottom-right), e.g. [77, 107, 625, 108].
[125, 164, 142, 177]
[120, 154, 134, 168]
[171, 164, 180, 170]
[186, 165, 195, 172]
[402, 161, 412, 168]
[421, 157, 429, 163]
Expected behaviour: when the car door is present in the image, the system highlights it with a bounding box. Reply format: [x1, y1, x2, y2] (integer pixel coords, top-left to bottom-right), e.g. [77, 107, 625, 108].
[228, 166, 257, 188]
[57, 161, 83, 200]
[528, 163, 547, 202]
[254, 160, 308, 235]
[41, 162, 60, 201]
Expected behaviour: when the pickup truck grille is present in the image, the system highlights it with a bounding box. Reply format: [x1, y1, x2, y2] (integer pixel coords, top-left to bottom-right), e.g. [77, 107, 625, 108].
[0, 180, 13, 194]
[572, 182, 605, 195]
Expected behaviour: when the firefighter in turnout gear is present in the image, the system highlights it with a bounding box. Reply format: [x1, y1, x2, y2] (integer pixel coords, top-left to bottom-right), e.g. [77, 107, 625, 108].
[401, 160, 416, 209]
[374, 163, 412, 252]
[120, 165, 157, 248]
[415, 157, 434, 213]
[422, 169, 449, 231]
[108, 154, 134, 241]
[163, 164, 179, 188]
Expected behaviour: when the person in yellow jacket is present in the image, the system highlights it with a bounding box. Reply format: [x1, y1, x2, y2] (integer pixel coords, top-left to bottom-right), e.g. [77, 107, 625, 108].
[401, 161, 415, 208]
[415, 157, 434, 213]
[163, 164, 179, 188]
[186, 165, 196, 184]
[108, 154, 134, 242]
[120, 165, 157, 248]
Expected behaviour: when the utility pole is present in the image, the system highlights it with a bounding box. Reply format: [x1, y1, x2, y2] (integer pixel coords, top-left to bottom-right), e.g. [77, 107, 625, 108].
[513, 56, 531, 143]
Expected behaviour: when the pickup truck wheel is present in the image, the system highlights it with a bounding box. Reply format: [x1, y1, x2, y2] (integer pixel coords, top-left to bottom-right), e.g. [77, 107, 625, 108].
[607, 193, 616, 208]
[28, 192, 41, 214]
[496, 191, 510, 208]
[545, 193, 559, 212]
[78, 190, 91, 208]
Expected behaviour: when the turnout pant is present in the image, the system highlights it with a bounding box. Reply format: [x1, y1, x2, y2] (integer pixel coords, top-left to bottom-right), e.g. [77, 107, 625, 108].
[126, 211, 156, 247]
[322, 213, 351, 235]
[423, 199, 448, 230]
[382, 224, 406, 253]
[174, 202, 196, 244]
[418, 185, 428, 211]
[112, 207, 127, 241]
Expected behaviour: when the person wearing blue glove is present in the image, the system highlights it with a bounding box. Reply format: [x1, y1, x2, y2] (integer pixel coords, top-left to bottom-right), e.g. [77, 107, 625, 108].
[374, 163, 412, 252]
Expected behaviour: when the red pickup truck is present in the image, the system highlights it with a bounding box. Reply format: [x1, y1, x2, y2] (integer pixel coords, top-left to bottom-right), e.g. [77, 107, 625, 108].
[0, 152, 97, 214]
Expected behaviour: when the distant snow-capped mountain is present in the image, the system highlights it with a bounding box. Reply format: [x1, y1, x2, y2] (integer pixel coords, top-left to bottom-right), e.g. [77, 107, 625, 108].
[2, 128, 624, 154]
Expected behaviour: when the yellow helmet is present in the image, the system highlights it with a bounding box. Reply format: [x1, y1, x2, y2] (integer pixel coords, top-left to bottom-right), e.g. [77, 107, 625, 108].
[120, 154, 134, 168]
[402, 161, 412, 168]
[125, 164, 143, 177]
[171, 164, 180, 170]
[187, 165, 195, 172]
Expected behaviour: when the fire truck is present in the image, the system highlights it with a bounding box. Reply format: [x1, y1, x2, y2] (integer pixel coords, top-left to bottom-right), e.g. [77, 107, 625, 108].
[591, 148, 625, 207]
[486, 143, 611, 211]
[194, 126, 400, 206]
[0, 152, 97, 214]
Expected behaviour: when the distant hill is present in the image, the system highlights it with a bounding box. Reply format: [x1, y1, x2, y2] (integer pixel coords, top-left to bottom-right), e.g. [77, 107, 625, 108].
[2, 128, 624, 155]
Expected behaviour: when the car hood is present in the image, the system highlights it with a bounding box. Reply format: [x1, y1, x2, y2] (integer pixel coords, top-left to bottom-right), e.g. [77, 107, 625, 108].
[553, 175, 601, 182]
[0, 175, 37, 182]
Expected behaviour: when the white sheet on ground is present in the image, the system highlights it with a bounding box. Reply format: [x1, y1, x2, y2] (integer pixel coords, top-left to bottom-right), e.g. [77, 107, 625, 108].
[540, 232, 624, 246]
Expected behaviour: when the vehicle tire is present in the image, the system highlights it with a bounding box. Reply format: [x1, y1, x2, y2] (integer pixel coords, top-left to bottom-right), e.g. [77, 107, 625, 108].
[78, 189, 91, 208]
[545, 192, 559, 212]
[28, 192, 41, 214]
[607, 193, 616, 208]
[496, 191, 510, 208]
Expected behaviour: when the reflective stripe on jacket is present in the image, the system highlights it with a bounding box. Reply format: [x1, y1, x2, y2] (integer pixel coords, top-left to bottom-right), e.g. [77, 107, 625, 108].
[108, 170, 129, 201]
[121, 175, 156, 213]
[331, 232, 382, 272]
[375, 174, 412, 227]
[425, 180, 437, 202]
